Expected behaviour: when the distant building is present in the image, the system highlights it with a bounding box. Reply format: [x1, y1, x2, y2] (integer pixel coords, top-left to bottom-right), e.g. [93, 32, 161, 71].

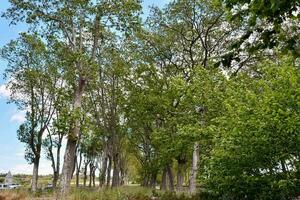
[5, 171, 13, 185]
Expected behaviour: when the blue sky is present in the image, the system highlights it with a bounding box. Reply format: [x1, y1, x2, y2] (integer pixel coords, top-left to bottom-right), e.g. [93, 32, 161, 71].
[0, 0, 170, 175]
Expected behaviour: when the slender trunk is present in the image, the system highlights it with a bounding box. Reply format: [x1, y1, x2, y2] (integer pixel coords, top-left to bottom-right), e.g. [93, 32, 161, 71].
[53, 171, 59, 188]
[120, 157, 126, 186]
[76, 169, 80, 187]
[167, 164, 174, 191]
[150, 172, 157, 189]
[60, 77, 85, 195]
[76, 151, 82, 187]
[92, 168, 96, 187]
[54, 137, 62, 189]
[112, 154, 120, 187]
[160, 168, 167, 190]
[106, 156, 112, 187]
[177, 161, 185, 191]
[89, 162, 93, 187]
[31, 158, 40, 192]
[99, 156, 108, 187]
[141, 173, 148, 187]
[83, 162, 88, 187]
[55, 143, 61, 188]
[189, 142, 199, 194]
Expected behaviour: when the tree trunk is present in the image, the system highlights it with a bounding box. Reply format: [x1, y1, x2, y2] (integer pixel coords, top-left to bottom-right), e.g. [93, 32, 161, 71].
[92, 168, 96, 187]
[76, 169, 80, 187]
[160, 168, 167, 190]
[106, 156, 112, 187]
[177, 161, 185, 191]
[89, 162, 93, 187]
[141, 174, 149, 187]
[120, 156, 126, 186]
[31, 158, 40, 192]
[83, 161, 89, 187]
[189, 142, 199, 194]
[167, 164, 174, 191]
[112, 154, 120, 187]
[75, 151, 82, 188]
[53, 171, 59, 188]
[55, 138, 62, 189]
[60, 139, 77, 194]
[150, 172, 157, 189]
[99, 156, 108, 187]
[60, 77, 85, 195]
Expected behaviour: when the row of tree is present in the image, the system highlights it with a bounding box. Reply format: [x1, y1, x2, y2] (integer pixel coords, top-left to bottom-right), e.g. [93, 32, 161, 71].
[1, 0, 299, 199]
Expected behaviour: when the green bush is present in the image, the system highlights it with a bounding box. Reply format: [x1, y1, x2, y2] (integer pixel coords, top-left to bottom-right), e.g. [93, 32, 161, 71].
[0, 177, 5, 183]
[203, 174, 300, 200]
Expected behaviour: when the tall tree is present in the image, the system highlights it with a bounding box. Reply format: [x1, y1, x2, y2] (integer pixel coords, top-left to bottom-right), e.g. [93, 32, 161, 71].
[2, 34, 56, 191]
[4, 0, 141, 194]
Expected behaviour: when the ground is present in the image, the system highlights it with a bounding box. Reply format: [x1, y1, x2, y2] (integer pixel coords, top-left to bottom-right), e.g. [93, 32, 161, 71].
[0, 186, 187, 200]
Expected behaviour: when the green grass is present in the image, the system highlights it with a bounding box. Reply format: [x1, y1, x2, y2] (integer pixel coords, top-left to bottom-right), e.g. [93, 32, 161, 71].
[0, 186, 207, 200]
[69, 186, 153, 200]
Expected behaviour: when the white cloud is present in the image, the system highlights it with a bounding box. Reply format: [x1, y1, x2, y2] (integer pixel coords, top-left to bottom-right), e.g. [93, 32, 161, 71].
[0, 84, 10, 98]
[10, 110, 26, 123]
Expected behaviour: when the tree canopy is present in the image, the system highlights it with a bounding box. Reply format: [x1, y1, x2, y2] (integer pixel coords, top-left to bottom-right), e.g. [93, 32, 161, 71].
[1, 0, 299, 199]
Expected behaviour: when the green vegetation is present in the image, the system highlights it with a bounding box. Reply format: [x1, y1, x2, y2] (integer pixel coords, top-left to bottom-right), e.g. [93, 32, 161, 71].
[0, 0, 299, 199]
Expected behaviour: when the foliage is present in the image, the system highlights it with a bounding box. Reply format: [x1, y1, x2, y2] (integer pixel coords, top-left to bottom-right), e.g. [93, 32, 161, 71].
[202, 57, 300, 199]
[1, 0, 300, 198]
[220, 0, 300, 56]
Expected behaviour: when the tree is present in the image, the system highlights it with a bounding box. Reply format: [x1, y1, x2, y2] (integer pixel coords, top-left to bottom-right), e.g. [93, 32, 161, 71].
[2, 34, 56, 191]
[204, 57, 300, 199]
[126, 0, 235, 192]
[4, 0, 141, 194]
[220, 0, 300, 57]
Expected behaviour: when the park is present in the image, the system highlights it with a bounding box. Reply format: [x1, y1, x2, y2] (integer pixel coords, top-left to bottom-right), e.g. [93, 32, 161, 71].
[0, 0, 299, 199]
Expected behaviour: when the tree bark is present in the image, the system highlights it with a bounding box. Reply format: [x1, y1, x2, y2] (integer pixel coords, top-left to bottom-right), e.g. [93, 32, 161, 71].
[120, 156, 126, 186]
[89, 162, 93, 187]
[53, 171, 59, 188]
[141, 173, 149, 187]
[54, 135, 62, 188]
[31, 158, 40, 192]
[60, 77, 86, 195]
[112, 153, 120, 187]
[75, 150, 82, 187]
[189, 142, 199, 194]
[106, 156, 112, 187]
[160, 168, 167, 190]
[83, 172, 87, 187]
[83, 161, 89, 187]
[99, 156, 108, 187]
[150, 172, 157, 189]
[60, 139, 77, 193]
[76, 169, 80, 188]
[177, 160, 185, 191]
[167, 164, 174, 191]
[92, 168, 96, 187]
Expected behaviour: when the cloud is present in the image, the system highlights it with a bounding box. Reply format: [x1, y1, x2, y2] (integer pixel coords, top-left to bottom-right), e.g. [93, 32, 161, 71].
[10, 110, 26, 123]
[0, 84, 10, 98]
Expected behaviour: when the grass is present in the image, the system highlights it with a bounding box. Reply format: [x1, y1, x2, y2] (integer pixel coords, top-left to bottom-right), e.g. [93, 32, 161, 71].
[0, 186, 204, 200]
[0, 190, 28, 200]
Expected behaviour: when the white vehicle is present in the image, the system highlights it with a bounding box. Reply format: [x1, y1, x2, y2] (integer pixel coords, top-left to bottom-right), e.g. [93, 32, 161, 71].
[8, 183, 21, 189]
[0, 184, 8, 190]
